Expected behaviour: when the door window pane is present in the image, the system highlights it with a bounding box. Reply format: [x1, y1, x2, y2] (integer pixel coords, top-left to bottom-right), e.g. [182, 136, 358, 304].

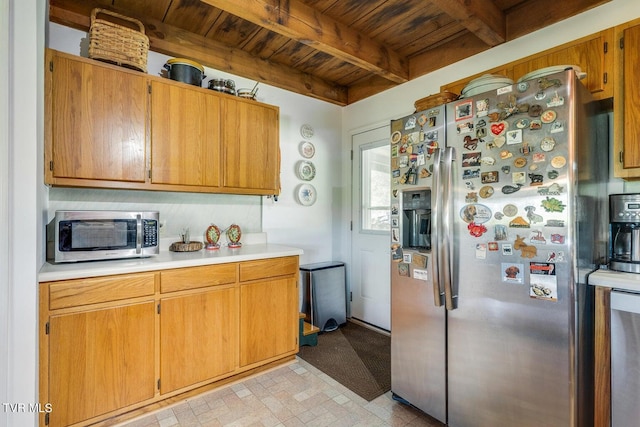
[361, 142, 390, 232]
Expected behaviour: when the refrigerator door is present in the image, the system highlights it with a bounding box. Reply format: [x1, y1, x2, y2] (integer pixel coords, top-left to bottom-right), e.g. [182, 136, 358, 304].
[390, 107, 446, 422]
[444, 70, 603, 427]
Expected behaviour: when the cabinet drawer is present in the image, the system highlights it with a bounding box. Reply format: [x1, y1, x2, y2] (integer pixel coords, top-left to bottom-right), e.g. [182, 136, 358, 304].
[239, 256, 298, 282]
[161, 263, 237, 293]
[48, 272, 157, 310]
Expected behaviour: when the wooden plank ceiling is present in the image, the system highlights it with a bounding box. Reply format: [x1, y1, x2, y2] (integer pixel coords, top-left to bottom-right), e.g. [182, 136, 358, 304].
[49, 0, 610, 106]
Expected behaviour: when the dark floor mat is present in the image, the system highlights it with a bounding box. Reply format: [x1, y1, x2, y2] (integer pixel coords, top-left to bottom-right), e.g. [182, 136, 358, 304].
[297, 321, 390, 401]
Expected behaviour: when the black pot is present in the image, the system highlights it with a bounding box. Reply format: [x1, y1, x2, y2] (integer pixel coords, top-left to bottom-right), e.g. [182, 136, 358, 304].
[164, 58, 206, 87]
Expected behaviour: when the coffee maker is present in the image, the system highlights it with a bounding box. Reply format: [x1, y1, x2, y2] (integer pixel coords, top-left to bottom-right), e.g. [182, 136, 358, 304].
[610, 194, 640, 273]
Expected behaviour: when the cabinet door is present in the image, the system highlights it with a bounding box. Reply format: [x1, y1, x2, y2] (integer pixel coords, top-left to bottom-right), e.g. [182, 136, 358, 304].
[240, 277, 297, 367]
[160, 287, 238, 393]
[512, 30, 613, 100]
[222, 98, 280, 193]
[48, 51, 147, 182]
[48, 302, 155, 427]
[622, 25, 640, 170]
[150, 80, 221, 187]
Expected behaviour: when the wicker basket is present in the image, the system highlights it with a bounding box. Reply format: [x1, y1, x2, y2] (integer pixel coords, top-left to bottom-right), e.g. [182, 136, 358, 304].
[88, 8, 149, 72]
[414, 90, 459, 112]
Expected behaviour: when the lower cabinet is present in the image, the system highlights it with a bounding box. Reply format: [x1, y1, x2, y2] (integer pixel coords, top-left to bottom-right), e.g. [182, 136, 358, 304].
[160, 287, 238, 394]
[47, 302, 156, 427]
[240, 276, 298, 367]
[39, 256, 299, 426]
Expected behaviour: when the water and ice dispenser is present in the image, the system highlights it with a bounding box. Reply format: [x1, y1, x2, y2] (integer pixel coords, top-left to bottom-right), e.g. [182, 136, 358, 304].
[402, 189, 431, 250]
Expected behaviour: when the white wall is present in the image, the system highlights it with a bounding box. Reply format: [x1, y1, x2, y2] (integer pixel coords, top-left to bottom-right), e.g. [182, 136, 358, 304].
[48, 23, 343, 265]
[1, 0, 46, 426]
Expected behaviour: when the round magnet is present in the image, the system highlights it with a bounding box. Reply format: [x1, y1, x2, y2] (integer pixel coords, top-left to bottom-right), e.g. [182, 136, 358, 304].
[517, 81, 529, 92]
[503, 204, 518, 217]
[515, 118, 530, 129]
[514, 157, 527, 168]
[551, 156, 567, 168]
[479, 186, 494, 198]
[540, 137, 556, 152]
[541, 110, 557, 124]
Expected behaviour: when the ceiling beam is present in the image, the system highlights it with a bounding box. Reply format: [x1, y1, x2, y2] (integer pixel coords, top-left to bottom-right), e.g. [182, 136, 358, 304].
[199, 0, 409, 84]
[429, 0, 506, 46]
[48, 0, 348, 105]
[409, 32, 493, 79]
[506, 0, 611, 40]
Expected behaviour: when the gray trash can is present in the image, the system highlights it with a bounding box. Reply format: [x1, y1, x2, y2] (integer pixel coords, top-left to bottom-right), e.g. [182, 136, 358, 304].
[300, 261, 346, 332]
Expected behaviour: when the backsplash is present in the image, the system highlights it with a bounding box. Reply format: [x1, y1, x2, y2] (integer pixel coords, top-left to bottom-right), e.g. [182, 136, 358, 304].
[47, 187, 262, 242]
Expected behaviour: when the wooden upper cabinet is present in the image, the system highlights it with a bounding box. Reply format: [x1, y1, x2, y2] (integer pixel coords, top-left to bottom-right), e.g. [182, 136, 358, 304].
[221, 98, 280, 194]
[45, 49, 147, 183]
[511, 30, 613, 100]
[150, 80, 221, 188]
[440, 30, 614, 101]
[613, 20, 640, 179]
[45, 49, 282, 194]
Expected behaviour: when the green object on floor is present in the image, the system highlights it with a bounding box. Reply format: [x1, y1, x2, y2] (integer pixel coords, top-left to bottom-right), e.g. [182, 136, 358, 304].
[299, 313, 319, 347]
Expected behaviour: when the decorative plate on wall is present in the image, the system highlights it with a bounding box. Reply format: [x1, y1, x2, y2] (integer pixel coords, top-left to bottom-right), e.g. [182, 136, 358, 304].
[296, 160, 316, 181]
[300, 140, 315, 158]
[300, 124, 314, 139]
[296, 183, 317, 206]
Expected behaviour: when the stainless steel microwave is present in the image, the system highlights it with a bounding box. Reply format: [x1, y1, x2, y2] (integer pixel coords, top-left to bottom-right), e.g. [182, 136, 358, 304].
[46, 210, 159, 263]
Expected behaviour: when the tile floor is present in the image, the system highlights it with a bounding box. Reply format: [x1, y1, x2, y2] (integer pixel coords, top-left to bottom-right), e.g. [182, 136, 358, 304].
[117, 357, 445, 427]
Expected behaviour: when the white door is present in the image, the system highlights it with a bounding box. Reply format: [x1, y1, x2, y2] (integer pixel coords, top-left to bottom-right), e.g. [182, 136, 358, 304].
[350, 125, 391, 330]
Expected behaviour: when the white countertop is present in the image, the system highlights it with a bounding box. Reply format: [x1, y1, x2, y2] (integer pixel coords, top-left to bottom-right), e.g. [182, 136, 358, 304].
[39, 240, 304, 282]
[588, 269, 640, 293]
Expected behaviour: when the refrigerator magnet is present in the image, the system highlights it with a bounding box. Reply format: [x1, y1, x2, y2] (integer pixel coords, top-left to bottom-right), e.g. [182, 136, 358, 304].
[502, 262, 524, 283]
[546, 92, 565, 107]
[413, 269, 429, 281]
[403, 253, 412, 263]
[462, 152, 481, 167]
[529, 262, 558, 300]
[490, 121, 508, 136]
[456, 121, 474, 134]
[475, 244, 487, 259]
[391, 131, 402, 144]
[506, 129, 523, 144]
[502, 244, 513, 256]
[398, 263, 410, 277]
[391, 228, 400, 243]
[412, 253, 428, 268]
[404, 116, 417, 130]
[455, 100, 473, 121]
[476, 99, 489, 117]
[550, 120, 565, 133]
[391, 244, 403, 262]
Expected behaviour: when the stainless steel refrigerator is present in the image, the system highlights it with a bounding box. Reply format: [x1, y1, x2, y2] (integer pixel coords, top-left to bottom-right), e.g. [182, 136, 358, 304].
[390, 69, 608, 426]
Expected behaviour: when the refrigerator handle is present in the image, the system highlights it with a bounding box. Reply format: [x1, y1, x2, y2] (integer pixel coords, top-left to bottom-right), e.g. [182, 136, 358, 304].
[442, 147, 456, 310]
[431, 148, 444, 307]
